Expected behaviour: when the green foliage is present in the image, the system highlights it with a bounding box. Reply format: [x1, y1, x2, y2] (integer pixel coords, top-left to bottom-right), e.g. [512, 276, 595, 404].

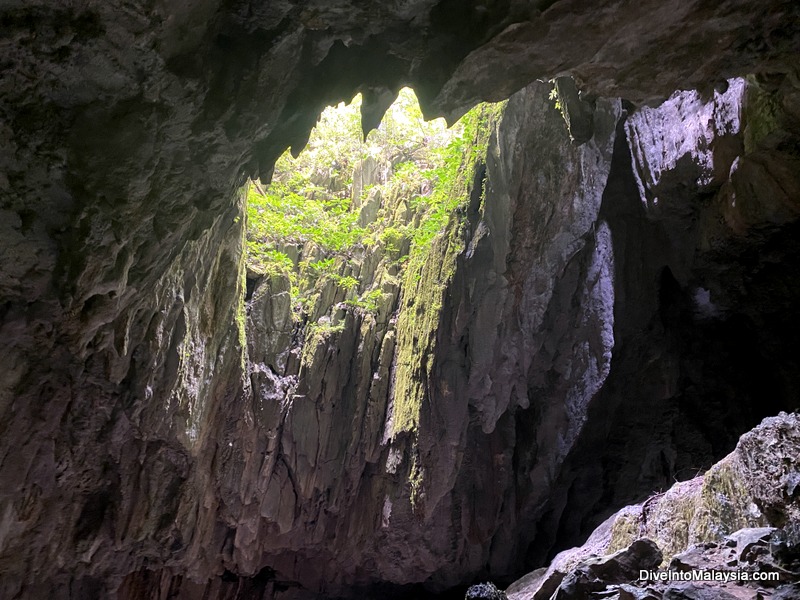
[243, 87, 506, 515]
[379, 226, 407, 254]
[250, 248, 293, 272]
[406, 100, 504, 262]
[245, 87, 504, 348]
[331, 274, 359, 290]
[246, 183, 365, 253]
[304, 257, 336, 276]
[307, 319, 346, 337]
[344, 288, 387, 313]
[549, 83, 563, 111]
[389, 100, 504, 438]
[246, 88, 466, 265]
[548, 80, 571, 126]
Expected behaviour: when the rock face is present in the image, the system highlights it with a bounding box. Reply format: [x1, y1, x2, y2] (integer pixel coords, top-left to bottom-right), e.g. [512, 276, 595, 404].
[540, 73, 800, 564]
[467, 582, 510, 600]
[505, 413, 800, 600]
[2, 1, 800, 599]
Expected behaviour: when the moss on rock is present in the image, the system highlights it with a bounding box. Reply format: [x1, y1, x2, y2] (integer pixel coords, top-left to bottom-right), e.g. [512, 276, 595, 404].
[597, 440, 773, 565]
[743, 76, 784, 153]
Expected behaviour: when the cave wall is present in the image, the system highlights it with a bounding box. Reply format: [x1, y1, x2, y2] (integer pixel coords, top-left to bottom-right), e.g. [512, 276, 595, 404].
[112, 75, 800, 600]
[530, 74, 800, 564]
[109, 73, 800, 600]
[504, 412, 800, 600]
[2, 0, 800, 599]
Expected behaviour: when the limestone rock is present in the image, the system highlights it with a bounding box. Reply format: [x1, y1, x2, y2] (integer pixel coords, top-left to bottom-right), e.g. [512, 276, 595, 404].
[736, 413, 800, 527]
[662, 583, 741, 600]
[773, 583, 800, 600]
[553, 76, 596, 145]
[467, 581, 509, 600]
[2, 1, 800, 594]
[507, 414, 800, 600]
[553, 540, 662, 599]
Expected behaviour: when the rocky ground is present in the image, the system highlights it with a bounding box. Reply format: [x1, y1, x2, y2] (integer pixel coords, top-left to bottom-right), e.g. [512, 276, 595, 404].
[503, 413, 800, 600]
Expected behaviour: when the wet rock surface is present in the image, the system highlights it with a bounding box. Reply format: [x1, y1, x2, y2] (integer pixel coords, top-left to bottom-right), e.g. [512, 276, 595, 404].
[2, 1, 800, 598]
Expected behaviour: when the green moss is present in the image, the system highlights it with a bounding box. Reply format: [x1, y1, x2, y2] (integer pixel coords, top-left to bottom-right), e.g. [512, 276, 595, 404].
[608, 510, 642, 553]
[601, 453, 769, 565]
[390, 102, 503, 438]
[300, 320, 346, 366]
[235, 191, 249, 362]
[409, 454, 426, 511]
[654, 491, 699, 561]
[692, 456, 763, 541]
[628, 481, 704, 563]
[743, 76, 783, 154]
[242, 91, 505, 510]
[344, 288, 386, 313]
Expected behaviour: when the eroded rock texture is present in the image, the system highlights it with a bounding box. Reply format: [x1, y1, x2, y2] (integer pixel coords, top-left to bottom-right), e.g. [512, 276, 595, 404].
[2, 1, 800, 599]
[505, 412, 800, 600]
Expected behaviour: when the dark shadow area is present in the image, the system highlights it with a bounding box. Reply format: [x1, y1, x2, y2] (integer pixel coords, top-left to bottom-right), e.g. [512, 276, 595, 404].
[523, 112, 800, 576]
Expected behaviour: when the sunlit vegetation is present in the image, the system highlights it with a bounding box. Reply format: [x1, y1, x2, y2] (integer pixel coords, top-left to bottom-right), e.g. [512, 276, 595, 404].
[245, 87, 503, 321]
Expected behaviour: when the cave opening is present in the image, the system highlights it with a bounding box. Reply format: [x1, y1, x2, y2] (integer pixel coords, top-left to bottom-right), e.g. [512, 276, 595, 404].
[3, 3, 800, 597]
[138, 76, 800, 599]
[243, 87, 501, 331]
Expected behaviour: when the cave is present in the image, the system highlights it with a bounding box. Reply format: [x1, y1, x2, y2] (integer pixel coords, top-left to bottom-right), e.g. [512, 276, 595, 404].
[1, 1, 800, 599]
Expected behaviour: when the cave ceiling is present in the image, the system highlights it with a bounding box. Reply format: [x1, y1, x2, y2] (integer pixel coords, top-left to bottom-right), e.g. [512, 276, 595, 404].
[1, 0, 800, 599]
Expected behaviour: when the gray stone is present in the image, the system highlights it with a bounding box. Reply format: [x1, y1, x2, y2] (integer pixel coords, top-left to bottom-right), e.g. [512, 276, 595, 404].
[553, 76, 596, 145]
[772, 583, 800, 600]
[466, 582, 508, 600]
[725, 527, 776, 563]
[553, 540, 662, 600]
[618, 584, 662, 600]
[663, 583, 740, 600]
[2, 2, 800, 596]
